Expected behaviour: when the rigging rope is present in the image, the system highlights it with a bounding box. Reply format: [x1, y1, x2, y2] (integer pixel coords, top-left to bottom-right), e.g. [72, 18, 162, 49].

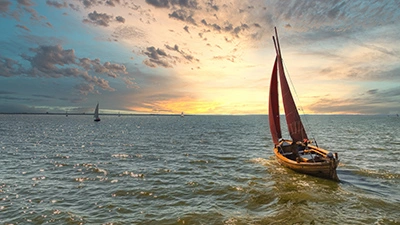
[281, 59, 319, 146]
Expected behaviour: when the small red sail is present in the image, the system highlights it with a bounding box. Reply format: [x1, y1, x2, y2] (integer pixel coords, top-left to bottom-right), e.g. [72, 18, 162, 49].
[268, 57, 281, 145]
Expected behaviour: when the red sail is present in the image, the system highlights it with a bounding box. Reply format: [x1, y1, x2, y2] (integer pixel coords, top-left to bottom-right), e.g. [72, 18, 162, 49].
[268, 57, 281, 145]
[277, 55, 308, 142]
[273, 27, 307, 142]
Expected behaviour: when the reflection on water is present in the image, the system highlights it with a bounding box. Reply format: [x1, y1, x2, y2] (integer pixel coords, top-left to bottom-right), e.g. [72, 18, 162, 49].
[0, 114, 399, 224]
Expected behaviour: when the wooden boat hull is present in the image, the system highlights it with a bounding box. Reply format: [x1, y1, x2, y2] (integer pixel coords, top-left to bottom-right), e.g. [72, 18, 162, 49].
[273, 143, 339, 181]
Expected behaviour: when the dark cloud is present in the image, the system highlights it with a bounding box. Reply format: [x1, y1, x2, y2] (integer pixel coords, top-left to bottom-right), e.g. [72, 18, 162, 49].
[223, 23, 233, 32]
[75, 83, 96, 95]
[169, 10, 189, 22]
[23, 5, 42, 21]
[106, 0, 121, 7]
[83, 11, 127, 26]
[17, 0, 34, 7]
[81, 0, 97, 8]
[371, 87, 400, 100]
[183, 25, 189, 33]
[170, 0, 198, 9]
[46, 0, 68, 8]
[143, 46, 172, 68]
[327, 1, 346, 19]
[165, 44, 197, 62]
[80, 0, 120, 8]
[23, 45, 76, 73]
[0, 45, 129, 94]
[0, 57, 22, 77]
[145, 0, 169, 8]
[367, 89, 378, 95]
[142, 43, 199, 68]
[68, 3, 79, 11]
[0, 0, 11, 13]
[309, 86, 400, 114]
[116, 15, 125, 23]
[146, 0, 169, 8]
[16, 24, 30, 32]
[83, 10, 113, 27]
[145, 0, 198, 9]
[165, 44, 179, 52]
[206, 0, 218, 11]
[79, 58, 127, 78]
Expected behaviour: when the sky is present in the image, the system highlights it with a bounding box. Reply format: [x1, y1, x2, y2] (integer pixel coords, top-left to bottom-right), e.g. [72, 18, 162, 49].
[0, 0, 399, 115]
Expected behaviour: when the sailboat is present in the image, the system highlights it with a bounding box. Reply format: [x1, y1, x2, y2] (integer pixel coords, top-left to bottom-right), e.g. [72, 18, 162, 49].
[268, 27, 339, 181]
[94, 103, 101, 122]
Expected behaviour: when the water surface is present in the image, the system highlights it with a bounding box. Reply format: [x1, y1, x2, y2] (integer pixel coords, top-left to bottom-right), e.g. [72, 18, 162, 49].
[0, 114, 399, 224]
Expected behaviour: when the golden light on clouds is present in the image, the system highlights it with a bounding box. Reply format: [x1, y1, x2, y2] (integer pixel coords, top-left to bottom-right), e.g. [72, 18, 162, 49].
[1, 0, 399, 115]
[128, 97, 221, 114]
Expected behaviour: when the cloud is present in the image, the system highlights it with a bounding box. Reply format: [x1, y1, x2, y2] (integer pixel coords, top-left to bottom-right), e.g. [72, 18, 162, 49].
[165, 44, 198, 62]
[23, 4, 43, 21]
[366, 89, 378, 95]
[308, 86, 400, 114]
[17, 0, 34, 7]
[46, 0, 68, 8]
[83, 11, 127, 26]
[16, 24, 30, 32]
[4, 44, 130, 94]
[145, 0, 199, 10]
[0, 0, 11, 14]
[81, 0, 98, 8]
[0, 57, 23, 77]
[23, 45, 76, 73]
[79, 58, 127, 78]
[142, 44, 199, 68]
[142, 46, 172, 68]
[79, 0, 122, 8]
[106, 0, 121, 7]
[169, 9, 196, 25]
[145, 0, 170, 8]
[116, 15, 125, 23]
[75, 83, 96, 95]
[83, 10, 113, 26]
[183, 25, 189, 33]
[68, 3, 79, 11]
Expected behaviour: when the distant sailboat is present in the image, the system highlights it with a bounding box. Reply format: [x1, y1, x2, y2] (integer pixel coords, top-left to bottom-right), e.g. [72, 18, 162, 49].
[181, 112, 184, 117]
[94, 103, 101, 122]
[268, 27, 339, 181]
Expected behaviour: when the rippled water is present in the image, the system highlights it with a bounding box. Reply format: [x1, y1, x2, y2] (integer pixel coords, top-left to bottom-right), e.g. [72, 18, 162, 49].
[0, 114, 399, 224]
